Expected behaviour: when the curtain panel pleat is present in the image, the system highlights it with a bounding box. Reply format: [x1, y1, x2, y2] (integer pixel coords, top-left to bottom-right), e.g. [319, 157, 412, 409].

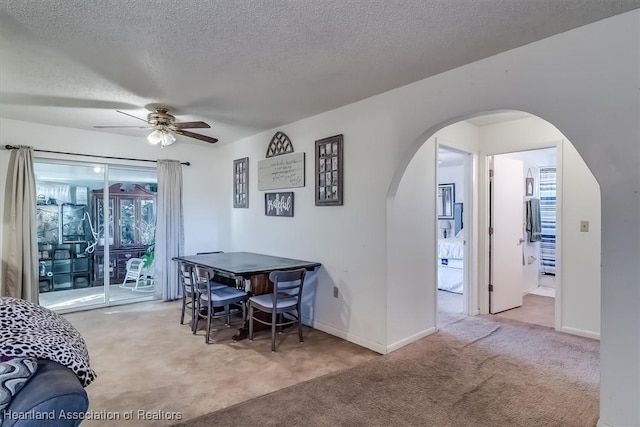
[154, 160, 184, 301]
[2, 146, 39, 302]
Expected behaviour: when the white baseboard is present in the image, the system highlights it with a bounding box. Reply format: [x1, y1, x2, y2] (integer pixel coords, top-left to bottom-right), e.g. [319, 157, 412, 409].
[305, 317, 387, 354]
[386, 327, 437, 353]
[596, 419, 613, 427]
[559, 325, 600, 340]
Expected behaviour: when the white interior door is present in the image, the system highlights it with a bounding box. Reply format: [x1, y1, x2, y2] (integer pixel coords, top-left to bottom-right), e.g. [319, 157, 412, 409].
[490, 156, 524, 313]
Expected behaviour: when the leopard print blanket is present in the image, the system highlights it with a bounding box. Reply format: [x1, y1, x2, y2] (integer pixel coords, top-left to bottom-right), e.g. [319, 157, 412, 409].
[0, 297, 96, 387]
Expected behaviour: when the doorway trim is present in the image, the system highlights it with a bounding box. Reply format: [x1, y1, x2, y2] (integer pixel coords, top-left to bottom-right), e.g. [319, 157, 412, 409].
[479, 142, 563, 332]
[435, 140, 477, 317]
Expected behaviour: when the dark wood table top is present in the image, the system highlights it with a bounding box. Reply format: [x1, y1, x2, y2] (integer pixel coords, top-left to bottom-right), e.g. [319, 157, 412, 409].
[173, 251, 321, 277]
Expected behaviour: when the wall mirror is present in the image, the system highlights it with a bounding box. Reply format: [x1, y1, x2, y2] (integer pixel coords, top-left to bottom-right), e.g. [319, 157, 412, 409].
[437, 183, 455, 219]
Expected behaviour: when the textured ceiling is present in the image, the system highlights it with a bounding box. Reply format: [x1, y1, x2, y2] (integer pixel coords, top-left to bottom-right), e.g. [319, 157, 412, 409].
[1, 1, 638, 146]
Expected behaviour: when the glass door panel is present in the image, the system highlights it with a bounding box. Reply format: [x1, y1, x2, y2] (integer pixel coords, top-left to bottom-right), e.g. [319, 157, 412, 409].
[34, 162, 107, 311]
[107, 167, 157, 304]
[96, 198, 114, 246]
[139, 199, 156, 246]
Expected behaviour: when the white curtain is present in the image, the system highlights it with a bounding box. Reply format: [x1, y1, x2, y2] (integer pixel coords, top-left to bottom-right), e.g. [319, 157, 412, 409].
[154, 160, 184, 301]
[2, 146, 38, 303]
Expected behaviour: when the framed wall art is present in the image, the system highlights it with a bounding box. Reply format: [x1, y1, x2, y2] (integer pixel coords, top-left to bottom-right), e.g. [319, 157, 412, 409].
[315, 134, 343, 206]
[265, 192, 294, 217]
[233, 157, 249, 208]
[437, 183, 455, 219]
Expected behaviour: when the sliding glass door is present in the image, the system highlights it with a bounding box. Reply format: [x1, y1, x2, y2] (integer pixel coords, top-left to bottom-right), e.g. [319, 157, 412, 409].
[34, 160, 157, 312]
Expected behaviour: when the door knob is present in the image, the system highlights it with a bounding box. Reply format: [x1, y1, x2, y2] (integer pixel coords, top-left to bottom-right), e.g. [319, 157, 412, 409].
[518, 238, 525, 244]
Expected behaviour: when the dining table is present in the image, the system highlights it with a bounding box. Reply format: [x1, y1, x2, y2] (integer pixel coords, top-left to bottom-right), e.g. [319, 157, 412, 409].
[173, 251, 321, 340]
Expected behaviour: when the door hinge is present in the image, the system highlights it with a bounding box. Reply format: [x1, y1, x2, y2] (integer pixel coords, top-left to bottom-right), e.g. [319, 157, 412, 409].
[489, 169, 494, 178]
[489, 227, 494, 235]
[488, 284, 494, 292]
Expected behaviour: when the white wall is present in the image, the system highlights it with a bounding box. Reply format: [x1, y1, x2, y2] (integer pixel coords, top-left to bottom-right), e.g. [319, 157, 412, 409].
[1, 10, 638, 426]
[387, 122, 478, 341]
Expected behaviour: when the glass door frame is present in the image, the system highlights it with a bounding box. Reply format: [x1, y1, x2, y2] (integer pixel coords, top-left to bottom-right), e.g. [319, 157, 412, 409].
[34, 157, 156, 313]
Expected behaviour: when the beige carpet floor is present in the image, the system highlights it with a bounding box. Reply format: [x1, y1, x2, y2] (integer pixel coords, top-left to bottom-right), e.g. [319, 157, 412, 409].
[64, 300, 378, 426]
[175, 310, 599, 427]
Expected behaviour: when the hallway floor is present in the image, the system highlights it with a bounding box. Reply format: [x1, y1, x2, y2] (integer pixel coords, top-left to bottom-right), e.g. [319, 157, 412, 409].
[494, 294, 555, 328]
[437, 290, 555, 329]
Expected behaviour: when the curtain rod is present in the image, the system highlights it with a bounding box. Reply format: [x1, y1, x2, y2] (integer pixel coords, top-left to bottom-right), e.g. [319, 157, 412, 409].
[4, 145, 191, 166]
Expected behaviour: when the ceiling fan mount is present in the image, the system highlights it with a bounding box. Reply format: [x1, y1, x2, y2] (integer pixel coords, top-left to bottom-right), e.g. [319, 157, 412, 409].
[94, 107, 218, 146]
[147, 108, 175, 128]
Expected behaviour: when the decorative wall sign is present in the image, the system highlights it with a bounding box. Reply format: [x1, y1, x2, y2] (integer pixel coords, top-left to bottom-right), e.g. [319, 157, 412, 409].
[265, 192, 294, 217]
[258, 152, 305, 190]
[266, 131, 294, 158]
[315, 134, 343, 206]
[525, 168, 535, 196]
[233, 157, 249, 208]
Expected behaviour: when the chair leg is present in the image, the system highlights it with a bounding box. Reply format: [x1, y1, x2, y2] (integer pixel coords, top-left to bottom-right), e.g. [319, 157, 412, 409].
[192, 295, 198, 334]
[205, 301, 211, 344]
[271, 310, 277, 352]
[225, 304, 231, 326]
[248, 303, 254, 341]
[298, 309, 304, 343]
[180, 293, 186, 325]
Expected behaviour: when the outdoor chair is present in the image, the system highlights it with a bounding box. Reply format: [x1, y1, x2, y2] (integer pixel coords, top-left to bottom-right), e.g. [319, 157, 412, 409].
[120, 258, 152, 291]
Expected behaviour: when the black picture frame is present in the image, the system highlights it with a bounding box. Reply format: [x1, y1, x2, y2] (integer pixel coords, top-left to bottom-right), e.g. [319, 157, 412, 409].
[265, 192, 294, 217]
[233, 157, 249, 208]
[437, 183, 455, 219]
[315, 134, 343, 206]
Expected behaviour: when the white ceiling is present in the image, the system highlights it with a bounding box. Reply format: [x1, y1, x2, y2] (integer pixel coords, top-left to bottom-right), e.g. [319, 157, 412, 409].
[1, 1, 637, 146]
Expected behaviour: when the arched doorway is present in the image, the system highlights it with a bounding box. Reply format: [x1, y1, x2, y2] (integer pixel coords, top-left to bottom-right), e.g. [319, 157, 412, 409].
[386, 110, 601, 350]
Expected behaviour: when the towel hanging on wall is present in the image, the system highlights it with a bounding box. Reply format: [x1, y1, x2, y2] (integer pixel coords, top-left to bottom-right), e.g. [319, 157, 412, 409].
[526, 198, 542, 242]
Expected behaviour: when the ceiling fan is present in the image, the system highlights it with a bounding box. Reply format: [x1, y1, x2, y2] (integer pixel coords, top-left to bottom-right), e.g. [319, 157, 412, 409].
[94, 108, 218, 147]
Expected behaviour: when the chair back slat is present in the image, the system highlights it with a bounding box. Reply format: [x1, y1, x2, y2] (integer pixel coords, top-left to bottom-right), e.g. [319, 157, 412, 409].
[269, 269, 306, 302]
[179, 261, 194, 286]
[269, 268, 306, 285]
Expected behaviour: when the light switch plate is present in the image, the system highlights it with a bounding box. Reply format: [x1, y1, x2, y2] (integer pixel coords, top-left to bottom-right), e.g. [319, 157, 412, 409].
[580, 221, 589, 232]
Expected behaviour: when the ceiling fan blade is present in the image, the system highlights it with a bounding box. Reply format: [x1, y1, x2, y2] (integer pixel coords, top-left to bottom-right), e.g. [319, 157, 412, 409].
[174, 129, 218, 144]
[173, 121, 211, 129]
[116, 110, 149, 123]
[94, 125, 151, 129]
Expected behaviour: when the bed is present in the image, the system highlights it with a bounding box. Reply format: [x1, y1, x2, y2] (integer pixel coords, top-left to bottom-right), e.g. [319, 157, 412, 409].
[438, 203, 464, 294]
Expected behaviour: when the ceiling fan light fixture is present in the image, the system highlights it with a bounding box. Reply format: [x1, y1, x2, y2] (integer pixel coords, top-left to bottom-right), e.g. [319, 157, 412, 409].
[147, 128, 176, 147]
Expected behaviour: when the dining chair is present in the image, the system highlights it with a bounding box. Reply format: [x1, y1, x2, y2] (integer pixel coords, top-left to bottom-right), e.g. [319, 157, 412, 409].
[194, 266, 248, 344]
[178, 261, 227, 331]
[248, 268, 306, 352]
